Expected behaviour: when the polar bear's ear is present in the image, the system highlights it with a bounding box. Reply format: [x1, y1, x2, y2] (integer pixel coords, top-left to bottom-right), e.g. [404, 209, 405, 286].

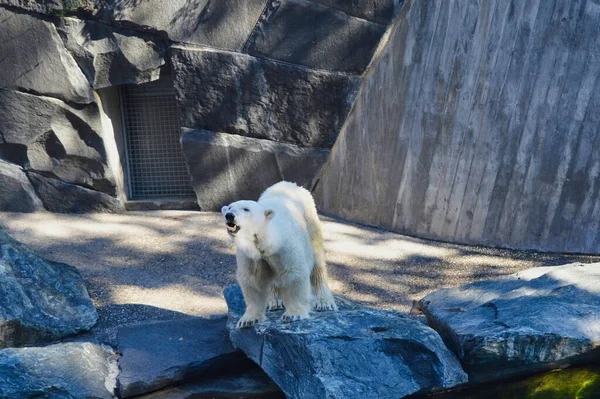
[264, 209, 275, 221]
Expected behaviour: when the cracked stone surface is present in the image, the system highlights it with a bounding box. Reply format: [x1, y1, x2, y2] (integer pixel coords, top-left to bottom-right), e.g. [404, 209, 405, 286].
[225, 285, 467, 399]
[0, 8, 94, 104]
[0, 160, 44, 212]
[419, 263, 600, 383]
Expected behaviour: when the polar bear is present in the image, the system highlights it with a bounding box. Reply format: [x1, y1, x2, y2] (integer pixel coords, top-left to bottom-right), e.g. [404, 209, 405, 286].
[221, 181, 337, 328]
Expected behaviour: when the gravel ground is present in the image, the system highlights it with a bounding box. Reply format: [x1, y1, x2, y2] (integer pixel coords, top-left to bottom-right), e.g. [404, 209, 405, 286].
[0, 211, 598, 344]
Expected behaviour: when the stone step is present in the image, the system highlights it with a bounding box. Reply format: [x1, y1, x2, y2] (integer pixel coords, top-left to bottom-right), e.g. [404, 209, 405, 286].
[135, 370, 285, 399]
[117, 316, 257, 398]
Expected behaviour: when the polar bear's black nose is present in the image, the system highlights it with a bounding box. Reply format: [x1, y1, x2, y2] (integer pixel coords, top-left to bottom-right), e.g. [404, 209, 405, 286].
[225, 213, 235, 223]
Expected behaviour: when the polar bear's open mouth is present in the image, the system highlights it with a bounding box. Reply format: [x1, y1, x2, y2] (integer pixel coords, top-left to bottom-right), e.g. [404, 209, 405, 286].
[226, 222, 240, 235]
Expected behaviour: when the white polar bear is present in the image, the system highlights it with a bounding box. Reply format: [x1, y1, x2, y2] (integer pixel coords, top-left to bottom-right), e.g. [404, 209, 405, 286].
[221, 181, 337, 328]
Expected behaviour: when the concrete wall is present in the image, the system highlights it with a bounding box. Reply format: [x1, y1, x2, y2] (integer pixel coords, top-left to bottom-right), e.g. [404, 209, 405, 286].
[315, 0, 600, 254]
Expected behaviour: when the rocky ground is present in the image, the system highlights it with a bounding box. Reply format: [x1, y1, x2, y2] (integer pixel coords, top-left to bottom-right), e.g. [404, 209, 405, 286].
[0, 210, 598, 345]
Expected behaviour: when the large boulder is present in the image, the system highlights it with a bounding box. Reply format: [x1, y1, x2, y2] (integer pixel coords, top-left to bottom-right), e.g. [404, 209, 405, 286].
[98, 0, 266, 51]
[419, 263, 600, 383]
[57, 18, 166, 89]
[225, 285, 468, 399]
[171, 47, 360, 148]
[0, 89, 117, 196]
[28, 172, 122, 213]
[245, 0, 386, 73]
[0, 228, 98, 347]
[0, 342, 117, 399]
[117, 317, 255, 398]
[0, 160, 44, 212]
[0, 8, 93, 104]
[181, 129, 330, 210]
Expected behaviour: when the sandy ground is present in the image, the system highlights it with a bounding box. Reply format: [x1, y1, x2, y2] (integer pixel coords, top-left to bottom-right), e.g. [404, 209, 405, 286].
[0, 211, 598, 344]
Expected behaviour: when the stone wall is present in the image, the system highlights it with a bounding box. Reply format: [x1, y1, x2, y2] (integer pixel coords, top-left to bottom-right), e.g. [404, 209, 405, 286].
[0, 0, 401, 212]
[315, 0, 600, 254]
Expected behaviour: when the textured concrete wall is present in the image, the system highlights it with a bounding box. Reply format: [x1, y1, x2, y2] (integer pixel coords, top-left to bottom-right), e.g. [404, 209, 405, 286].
[315, 0, 600, 254]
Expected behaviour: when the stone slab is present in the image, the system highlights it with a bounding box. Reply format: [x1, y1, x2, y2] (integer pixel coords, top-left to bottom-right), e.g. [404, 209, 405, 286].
[0, 8, 94, 104]
[0, 228, 98, 347]
[28, 172, 122, 213]
[225, 285, 468, 399]
[136, 370, 285, 399]
[98, 0, 266, 51]
[311, 0, 402, 24]
[117, 316, 256, 398]
[0, 160, 44, 212]
[57, 17, 166, 89]
[181, 128, 330, 211]
[0, 342, 117, 399]
[171, 46, 360, 148]
[419, 263, 600, 383]
[246, 0, 386, 73]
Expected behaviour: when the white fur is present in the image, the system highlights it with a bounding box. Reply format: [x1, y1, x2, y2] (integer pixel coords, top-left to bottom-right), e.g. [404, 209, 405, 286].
[222, 181, 337, 328]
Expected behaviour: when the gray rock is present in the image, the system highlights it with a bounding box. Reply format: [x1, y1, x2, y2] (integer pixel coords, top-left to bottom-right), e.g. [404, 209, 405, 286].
[181, 129, 330, 211]
[0, 160, 44, 212]
[0, 0, 93, 15]
[0, 228, 98, 348]
[0, 8, 94, 104]
[28, 172, 122, 213]
[98, 0, 266, 51]
[0, 89, 116, 195]
[246, 0, 386, 73]
[117, 316, 256, 398]
[171, 47, 360, 148]
[135, 370, 285, 399]
[0, 342, 117, 399]
[57, 17, 166, 89]
[311, 0, 402, 24]
[419, 263, 600, 383]
[225, 285, 468, 399]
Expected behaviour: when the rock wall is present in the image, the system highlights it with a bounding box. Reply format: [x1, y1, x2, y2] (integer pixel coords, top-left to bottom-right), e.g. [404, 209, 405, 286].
[315, 0, 600, 254]
[0, 0, 401, 212]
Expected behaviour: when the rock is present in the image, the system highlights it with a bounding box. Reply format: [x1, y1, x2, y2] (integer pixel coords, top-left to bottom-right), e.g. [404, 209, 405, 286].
[225, 285, 468, 399]
[171, 47, 360, 148]
[246, 0, 386, 73]
[117, 316, 256, 398]
[0, 89, 116, 195]
[98, 0, 266, 51]
[0, 160, 44, 212]
[135, 370, 285, 399]
[57, 18, 166, 89]
[311, 0, 402, 24]
[0, 0, 93, 15]
[28, 172, 122, 213]
[181, 129, 330, 211]
[0, 342, 117, 399]
[419, 263, 600, 383]
[0, 8, 94, 104]
[0, 228, 98, 347]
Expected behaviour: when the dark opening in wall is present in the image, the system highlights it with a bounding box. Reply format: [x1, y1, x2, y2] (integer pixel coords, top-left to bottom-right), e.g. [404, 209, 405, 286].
[120, 77, 194, 200]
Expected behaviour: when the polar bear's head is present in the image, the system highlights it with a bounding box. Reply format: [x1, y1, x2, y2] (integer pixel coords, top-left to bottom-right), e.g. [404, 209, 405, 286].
[221, 200, 274, 238]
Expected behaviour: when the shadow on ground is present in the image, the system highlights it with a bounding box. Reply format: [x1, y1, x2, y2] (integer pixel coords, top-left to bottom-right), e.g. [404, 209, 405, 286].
[0, 210, 598, 344]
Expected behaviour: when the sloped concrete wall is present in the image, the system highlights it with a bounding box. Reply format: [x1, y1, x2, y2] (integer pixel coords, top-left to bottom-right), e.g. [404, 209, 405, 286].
[315, 0, 600, 254]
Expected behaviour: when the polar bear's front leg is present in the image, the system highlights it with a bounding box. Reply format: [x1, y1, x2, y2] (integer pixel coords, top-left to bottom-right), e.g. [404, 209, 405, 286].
[279, 276, 312, 322]
[237, 282, 269, 328]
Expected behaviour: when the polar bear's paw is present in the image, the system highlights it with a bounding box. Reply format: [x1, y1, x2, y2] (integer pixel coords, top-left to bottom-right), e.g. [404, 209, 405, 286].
[236, 312, 267, 329]
[266, 297, 285, 311]
[314, 298, 338, 311]
[281, 309, 310, 323]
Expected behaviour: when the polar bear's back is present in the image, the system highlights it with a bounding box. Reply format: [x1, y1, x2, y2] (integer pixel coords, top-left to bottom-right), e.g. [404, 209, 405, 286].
[259, 181, 317, 217]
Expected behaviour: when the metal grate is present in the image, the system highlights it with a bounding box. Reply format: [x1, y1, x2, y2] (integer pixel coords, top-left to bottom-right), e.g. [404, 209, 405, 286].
[121, 78, 195, 200]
